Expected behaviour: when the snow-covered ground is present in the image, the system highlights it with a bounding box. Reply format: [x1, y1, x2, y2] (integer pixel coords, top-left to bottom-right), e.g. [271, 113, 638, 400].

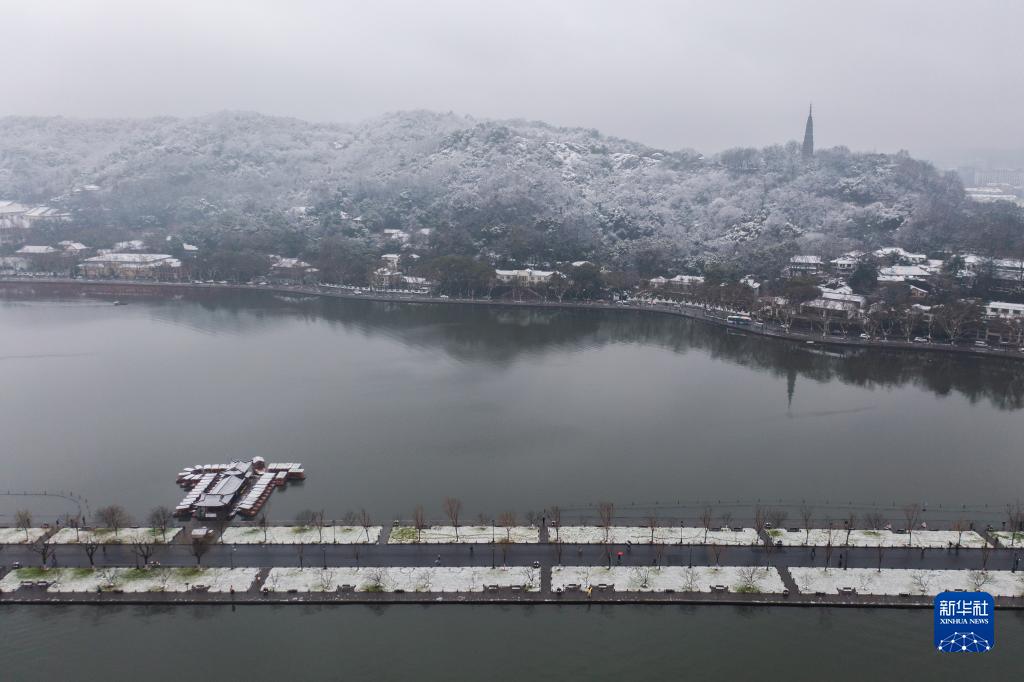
[0, 528, 47, 544]
[387, 525, 539, 544]
[220, 525, 381, 544]
[790, 567, 1024, 597]
[549, 526, 759, 546]
[263, 566, 541, 592]
[0, 567, 257, 593]
[991, 531, 1024, 547]
[769, 529, 988, 548]
[550, 565, 785, 594]
[48, 527, 181, 545]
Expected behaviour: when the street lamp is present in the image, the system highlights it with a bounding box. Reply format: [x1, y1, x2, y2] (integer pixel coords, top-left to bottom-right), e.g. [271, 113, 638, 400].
[230, 545, 236, 569]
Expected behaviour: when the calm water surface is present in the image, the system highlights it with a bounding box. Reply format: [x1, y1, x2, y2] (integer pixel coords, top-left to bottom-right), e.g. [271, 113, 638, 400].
[1, 605, 1021, 681]
[1, 292, 1021, 522]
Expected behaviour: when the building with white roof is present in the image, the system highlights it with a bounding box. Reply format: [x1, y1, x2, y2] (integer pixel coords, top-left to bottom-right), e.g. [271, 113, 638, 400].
[985, 301, 1024, 319]
[15, 245, 58, 255]
[878, 265, 932, 282]
[496, 269, 554, 285]
[79, 253, 182, 280]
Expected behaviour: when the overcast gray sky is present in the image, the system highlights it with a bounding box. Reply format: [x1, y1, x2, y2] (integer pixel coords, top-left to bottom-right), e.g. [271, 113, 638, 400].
[2, 0, 1022, 163]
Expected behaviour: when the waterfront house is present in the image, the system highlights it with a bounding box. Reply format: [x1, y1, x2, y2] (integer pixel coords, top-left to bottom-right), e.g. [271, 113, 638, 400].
[985, 301, 1024, 319]
[496, 269, 554, 286]
[269, 257, 318, 284]
[79, 253, 182, 280]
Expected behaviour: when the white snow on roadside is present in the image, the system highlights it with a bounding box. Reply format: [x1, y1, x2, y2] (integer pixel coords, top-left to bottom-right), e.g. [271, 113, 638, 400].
[387, 526, 539, 544]
[262, 566, 541, 592]
[0, 567, 256, 593]
[549, 526, 759, 546]
[48, 527, 181, 545]
[769, 529, 988, 548]
[0, 528, 47, 544]
[550, 565, 785, 593]
[790, 567, 1024, 597]
[220, 525, 381, 544]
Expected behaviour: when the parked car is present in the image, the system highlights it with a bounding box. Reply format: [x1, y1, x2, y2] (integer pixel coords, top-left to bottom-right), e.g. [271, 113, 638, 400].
[974, 340, 989, 348]
[859, 333, 871, 339]
[913, 337, 930, 343]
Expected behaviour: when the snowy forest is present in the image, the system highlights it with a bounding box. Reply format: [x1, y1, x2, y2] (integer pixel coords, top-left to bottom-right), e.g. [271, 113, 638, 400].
[1, 110, 1022, 279]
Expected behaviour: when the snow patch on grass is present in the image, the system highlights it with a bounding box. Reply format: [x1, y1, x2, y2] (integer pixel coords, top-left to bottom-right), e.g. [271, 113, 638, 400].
[387, 526, 539, 544]
[549, 526, 759, 545]
[220, 526, 381, 544]
[0, 567, 256, 593]
[550, 565, 785, 593]
[262, 566, 541, 592]
[0, 528, 47, 544]
[790, 567, 1024, 597]
[48, 527, 180, 545]
[771, 529, 988, 548]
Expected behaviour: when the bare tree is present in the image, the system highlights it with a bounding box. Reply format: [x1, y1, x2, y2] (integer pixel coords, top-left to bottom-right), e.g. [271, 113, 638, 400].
[682, 566, 699, 592]
[653, 542, 666, 567]
[498, 511, 517, 542]
[443, 497, 462, 541]
[96, 505, 131, 538]
[844, 513, 858, 546]
[15, 509, 32, 541]
[799, 505, 814, 545]
[189, 539, 209, 566]
[753, 506, 766, 538]
[147, 506, 173, 542]
[83, 541, 99, 567]
[981, 543, 992, 572]
[311, 510, 326, 543]
[413, 505, 427, 542]
[902, 504, 922, 547]
[951, 519, 968, 549]
[357, 509, 373, 542]
[1006, 503, 1024, 547]
[875, 544, 885, 572]
[130, 540, 155, 568]
[909, 571, 931, 596]
[736, 565, 763, 593]
[719, 511, 734, 529]
[768, 509, 788, 532]
[700, 506, 714, 544]
[258, 514, 269, 543]
[597, 501, 615, 544]
[645, 513, 659, 544]
[549, 505, 562, 543]
[711, 544, 726, 567]
[863, 511, 886, 531]
[30, 539, 54, 568]
[968, 570, 993, 592]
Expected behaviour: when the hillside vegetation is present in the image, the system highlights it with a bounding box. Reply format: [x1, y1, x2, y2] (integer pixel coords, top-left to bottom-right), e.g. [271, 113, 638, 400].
[2, 110, 1021, 276]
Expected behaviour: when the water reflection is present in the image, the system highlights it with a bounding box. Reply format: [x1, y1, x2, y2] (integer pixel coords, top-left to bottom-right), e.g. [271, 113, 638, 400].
[138, 291, 1024, 411]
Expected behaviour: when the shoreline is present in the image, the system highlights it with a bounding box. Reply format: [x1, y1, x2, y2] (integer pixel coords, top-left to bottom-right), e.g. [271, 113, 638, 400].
[2, 277, 1021, 363]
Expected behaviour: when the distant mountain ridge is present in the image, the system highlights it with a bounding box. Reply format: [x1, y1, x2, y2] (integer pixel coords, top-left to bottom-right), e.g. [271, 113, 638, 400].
[0, 110, 1018, 274]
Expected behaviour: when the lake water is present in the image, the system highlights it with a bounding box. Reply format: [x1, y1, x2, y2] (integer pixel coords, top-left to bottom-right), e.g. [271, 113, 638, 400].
[1, 291, 1022, 525]
[2, 291, 1023, 677]
[1, 605, 1021, 681]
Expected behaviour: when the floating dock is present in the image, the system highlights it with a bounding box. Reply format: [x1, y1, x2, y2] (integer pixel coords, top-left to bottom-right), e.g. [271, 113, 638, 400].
[175, 457, 304, 519]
